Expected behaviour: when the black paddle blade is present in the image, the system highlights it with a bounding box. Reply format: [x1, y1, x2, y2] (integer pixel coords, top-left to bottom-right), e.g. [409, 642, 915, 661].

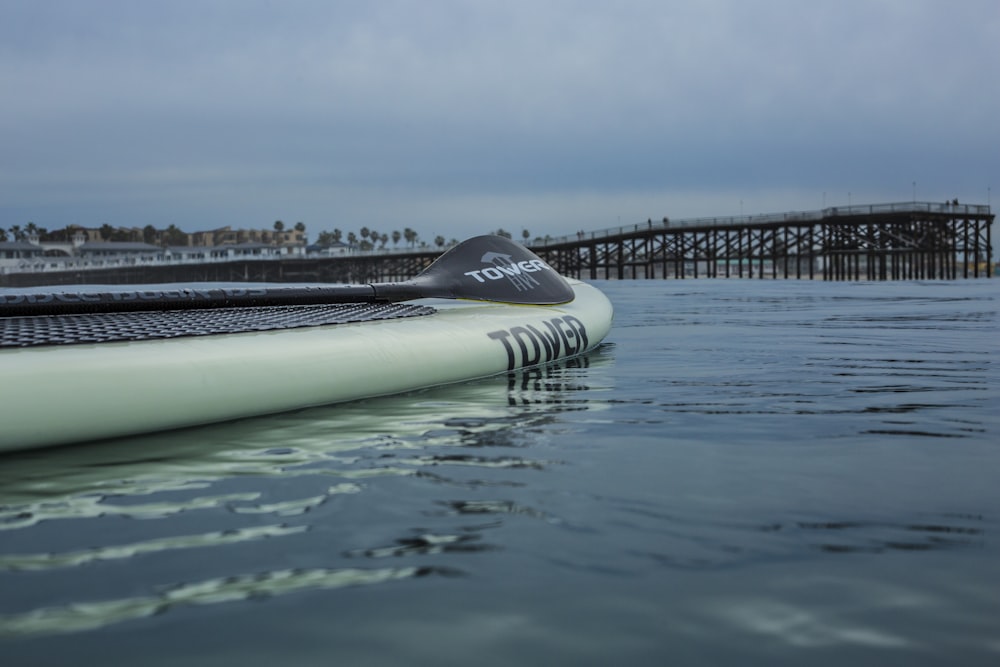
[0, 235, 574, 317]
[374, 235, 575, 305]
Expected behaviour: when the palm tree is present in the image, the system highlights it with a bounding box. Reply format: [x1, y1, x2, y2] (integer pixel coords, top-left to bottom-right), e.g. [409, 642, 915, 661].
[163, 224, 186, 247]
[522, 228, 531, 243]
[392, 230, 401, 247]
[435, 235, 445, 248]
[0, 229, 8, 241]
[9, 224, 23, 241]
[359, 227, 370, 243]
[404, 227, 417, 247]
[332, 228, 343, 243]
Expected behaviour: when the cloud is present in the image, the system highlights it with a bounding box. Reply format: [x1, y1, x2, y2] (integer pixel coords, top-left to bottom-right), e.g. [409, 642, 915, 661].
[1, 0, 997, 240]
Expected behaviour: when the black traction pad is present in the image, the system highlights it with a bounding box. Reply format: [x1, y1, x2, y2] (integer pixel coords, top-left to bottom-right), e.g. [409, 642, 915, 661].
[1, 303, 437, 348]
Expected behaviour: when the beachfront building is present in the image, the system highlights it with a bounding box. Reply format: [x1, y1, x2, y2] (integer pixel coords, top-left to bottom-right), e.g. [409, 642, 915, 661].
[306, 241, 352, 256]
[0, 240, 48, 273]
[0, 224, 315, 276]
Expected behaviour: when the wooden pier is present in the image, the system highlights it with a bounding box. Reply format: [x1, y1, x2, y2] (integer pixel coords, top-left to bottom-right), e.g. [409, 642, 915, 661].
[1, 201, 992, 288]
[534, 202, 993, 281]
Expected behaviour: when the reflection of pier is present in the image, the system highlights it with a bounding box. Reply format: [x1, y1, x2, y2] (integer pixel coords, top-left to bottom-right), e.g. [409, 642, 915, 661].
[534, 202, 993, 280]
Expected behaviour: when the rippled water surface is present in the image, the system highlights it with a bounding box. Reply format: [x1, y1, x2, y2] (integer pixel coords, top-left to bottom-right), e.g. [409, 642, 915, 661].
[2, 279, 998, 666]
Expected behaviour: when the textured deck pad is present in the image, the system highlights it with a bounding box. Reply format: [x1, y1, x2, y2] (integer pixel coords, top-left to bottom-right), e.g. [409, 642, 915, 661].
[1, 303, 437, 348]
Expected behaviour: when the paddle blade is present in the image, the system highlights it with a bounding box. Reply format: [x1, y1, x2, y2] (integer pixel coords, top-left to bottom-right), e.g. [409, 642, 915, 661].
[374, 235, 575, 305]
[0, 235, 573, 316]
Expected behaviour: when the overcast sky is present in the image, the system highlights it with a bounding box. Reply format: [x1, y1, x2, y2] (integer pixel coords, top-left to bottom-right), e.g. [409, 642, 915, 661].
[2, 0, 997, 242]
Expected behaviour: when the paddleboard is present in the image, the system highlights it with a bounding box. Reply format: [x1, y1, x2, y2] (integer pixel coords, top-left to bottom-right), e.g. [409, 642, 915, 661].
[0, 236, 612, 452]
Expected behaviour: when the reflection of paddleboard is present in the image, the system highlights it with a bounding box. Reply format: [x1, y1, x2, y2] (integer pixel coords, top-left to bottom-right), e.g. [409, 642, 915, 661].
[0, 236, 613, 452]
[0, 354, 611, 510]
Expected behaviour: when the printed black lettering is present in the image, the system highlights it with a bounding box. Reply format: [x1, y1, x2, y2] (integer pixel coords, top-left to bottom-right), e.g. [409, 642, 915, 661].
[563, 315, 589, 351]
[488, 315, 590, 370]
[549, 317, 571, 355]
[540, 320, 564, 361]
[510, 326, 542, 367]
[488, 330, 517, 370]
[525, 324, 554, 362]
[553, 317, 577, 354]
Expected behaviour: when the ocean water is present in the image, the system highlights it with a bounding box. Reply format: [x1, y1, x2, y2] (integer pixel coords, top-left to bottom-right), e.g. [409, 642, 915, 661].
[1, 279, 998, 666]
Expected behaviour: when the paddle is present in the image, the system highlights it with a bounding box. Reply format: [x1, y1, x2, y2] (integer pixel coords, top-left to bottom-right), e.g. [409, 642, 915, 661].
[0, 235, 575, 317]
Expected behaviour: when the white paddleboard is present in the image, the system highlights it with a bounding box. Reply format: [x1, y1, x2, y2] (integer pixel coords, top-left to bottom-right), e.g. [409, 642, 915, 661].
[0, 236, 612, 451]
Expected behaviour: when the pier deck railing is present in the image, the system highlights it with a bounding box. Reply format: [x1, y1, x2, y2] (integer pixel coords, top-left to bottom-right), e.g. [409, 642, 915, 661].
[534, 202, 992, 247]
[531, 201, 993, 281]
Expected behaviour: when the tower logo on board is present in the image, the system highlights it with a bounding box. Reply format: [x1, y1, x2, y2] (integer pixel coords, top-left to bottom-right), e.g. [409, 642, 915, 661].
[463, 252, 548, 292]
